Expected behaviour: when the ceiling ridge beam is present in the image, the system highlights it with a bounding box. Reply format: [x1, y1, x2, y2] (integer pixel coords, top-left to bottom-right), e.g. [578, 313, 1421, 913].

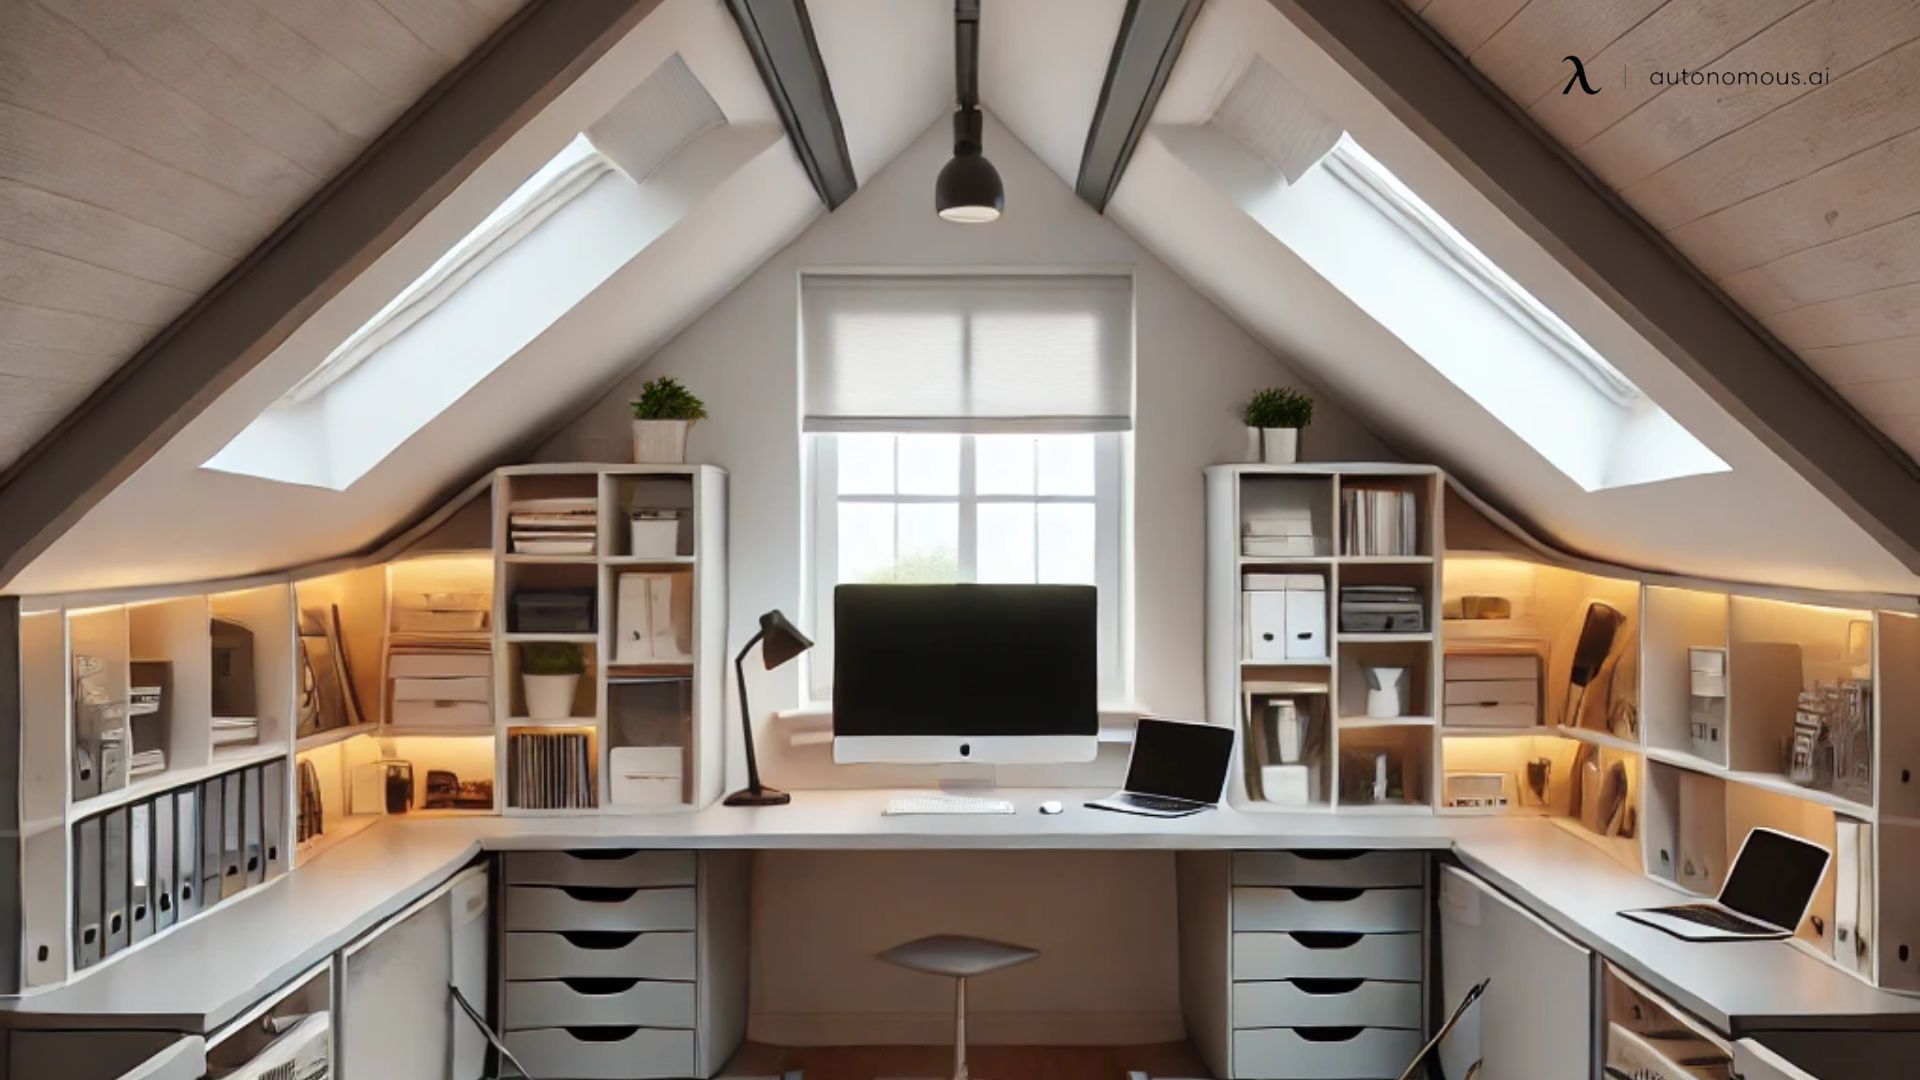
[1076, 0, 1205, 213]
[725, 0, 857, 210]
[1268, 0, 1920, 575]
[0, 0, 662, 589]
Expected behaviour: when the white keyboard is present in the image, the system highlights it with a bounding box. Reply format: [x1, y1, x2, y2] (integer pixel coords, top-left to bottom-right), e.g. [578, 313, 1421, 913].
[883, 795, 1017, 816]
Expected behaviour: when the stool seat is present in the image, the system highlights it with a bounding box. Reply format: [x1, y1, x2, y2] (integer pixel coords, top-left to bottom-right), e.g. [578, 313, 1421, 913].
[878, 934, 1040, 978]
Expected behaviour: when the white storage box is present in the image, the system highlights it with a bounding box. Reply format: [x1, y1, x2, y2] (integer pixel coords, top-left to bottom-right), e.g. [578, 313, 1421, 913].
[1442, 652, 1539, 728]
[391, 676, 489, 703]
[388, 653, 490, 678]
[1260, 764, 1311, 806]
[1244, 574, 1327, 662]
[628, 512, 682, 558]
[389, 700, 490, 729]
[609, 746, 684, 806]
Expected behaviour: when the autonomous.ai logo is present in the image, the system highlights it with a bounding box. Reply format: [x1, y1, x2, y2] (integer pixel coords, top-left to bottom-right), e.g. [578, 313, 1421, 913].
[1562, 55, 1599, 95]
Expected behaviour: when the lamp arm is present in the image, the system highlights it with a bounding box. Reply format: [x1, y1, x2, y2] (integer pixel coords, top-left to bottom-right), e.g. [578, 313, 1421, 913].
[735, 629, 768, 796]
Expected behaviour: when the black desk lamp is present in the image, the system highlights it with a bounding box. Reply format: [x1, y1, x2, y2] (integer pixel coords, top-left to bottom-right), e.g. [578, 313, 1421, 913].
[724, 610, 813, 807]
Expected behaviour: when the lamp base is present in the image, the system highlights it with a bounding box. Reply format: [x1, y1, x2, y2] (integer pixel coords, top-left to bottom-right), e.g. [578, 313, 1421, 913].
[723, 786, 791, 807]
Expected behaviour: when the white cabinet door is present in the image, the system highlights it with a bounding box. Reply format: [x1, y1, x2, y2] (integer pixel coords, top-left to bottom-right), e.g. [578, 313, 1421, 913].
[1439, 865, 1592, 1080]
[341, 865, 489, 1080]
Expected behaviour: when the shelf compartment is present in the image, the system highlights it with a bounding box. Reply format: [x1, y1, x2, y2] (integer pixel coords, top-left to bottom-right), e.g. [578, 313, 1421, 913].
[1726, 596, 1872, 797]
[605, 472, 697, 560]
[1641, 586, 1730, 769]
[606, 675, 693, 807]
[1337, 722, 1431, 810]
[503, 641, 600, 723]
[1241, 676, 1331, 809]
[1337, 640, 1433, 724]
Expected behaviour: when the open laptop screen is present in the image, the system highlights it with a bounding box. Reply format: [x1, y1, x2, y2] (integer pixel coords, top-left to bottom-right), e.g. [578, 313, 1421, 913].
[1126, 720, 1234, 804]
[1720, 828, 1831, 930]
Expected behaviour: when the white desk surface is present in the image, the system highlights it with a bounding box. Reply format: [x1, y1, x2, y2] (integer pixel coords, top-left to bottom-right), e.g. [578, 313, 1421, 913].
[4, 790, 1916, 1038]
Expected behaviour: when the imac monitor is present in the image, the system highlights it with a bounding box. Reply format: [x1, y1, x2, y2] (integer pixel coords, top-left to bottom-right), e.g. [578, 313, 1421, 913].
[833, 584, 1098, 764]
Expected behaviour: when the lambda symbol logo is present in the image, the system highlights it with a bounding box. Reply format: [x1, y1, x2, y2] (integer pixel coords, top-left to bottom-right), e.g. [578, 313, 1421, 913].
[1562, 55, 1600, 95]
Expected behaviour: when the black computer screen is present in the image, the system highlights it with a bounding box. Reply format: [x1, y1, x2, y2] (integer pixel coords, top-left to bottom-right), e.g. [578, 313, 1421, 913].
[1125, 719, 1235, 803]
[1720, 828, 1832, 929]
[832, 584, 1097, 738]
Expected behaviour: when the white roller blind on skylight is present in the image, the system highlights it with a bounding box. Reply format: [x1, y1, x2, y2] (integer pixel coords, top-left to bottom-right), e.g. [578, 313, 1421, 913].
[802, 274, 1134, 433]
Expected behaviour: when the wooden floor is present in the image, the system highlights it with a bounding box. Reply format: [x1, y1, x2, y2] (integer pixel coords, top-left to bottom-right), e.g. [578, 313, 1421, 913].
[718, 1041, 1212, 1080]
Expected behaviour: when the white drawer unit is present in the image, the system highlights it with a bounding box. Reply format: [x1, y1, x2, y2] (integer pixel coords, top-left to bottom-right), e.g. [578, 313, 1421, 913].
[1231, 979, 1421, 1029]
[502, 930, 697, 981]
[1232, 1027, 1424, 1080]
[1233, 932, 1423, 982]
[503, 1025, 698, 1079]
[503, 977, 697, 1030]
[499, 850, 752, 1080]
[504, 849, 697, 888]
[1232, 886, 1424, 933]
[1233, 851, 1423, 889]
[1442, 652, 1540, 729]
[503, 885, 696, 932]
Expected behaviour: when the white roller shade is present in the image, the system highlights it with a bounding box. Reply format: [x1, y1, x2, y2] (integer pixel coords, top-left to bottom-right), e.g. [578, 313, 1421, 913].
[802, 273, 1134, 433]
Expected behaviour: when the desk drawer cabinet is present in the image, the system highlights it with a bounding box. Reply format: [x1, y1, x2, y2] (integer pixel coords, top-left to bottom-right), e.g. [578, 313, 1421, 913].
[496, 850, 750, 1080]
[1180, 850, 1431, 1080]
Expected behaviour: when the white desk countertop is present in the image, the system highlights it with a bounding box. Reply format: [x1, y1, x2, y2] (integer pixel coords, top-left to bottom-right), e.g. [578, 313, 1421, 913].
[4, 791, 1916, 1037]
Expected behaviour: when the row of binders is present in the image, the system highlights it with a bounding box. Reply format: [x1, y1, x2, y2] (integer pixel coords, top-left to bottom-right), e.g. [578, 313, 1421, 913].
[72, 759, 287, 970]
[1340, 487, 1420, 557]
[508, 730, 596, 810]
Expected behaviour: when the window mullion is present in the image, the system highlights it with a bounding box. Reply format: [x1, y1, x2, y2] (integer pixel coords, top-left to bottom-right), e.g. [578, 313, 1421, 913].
[959, 434, 978, 579]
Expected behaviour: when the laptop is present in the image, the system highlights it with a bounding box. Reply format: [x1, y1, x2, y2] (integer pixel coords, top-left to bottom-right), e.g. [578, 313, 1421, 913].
[1620, 827, 1832, 942]
[1087, 718, 1235, 818]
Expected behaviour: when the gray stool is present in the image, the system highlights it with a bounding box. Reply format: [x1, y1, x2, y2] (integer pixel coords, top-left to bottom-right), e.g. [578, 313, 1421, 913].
[877, 934, 1039, 1080]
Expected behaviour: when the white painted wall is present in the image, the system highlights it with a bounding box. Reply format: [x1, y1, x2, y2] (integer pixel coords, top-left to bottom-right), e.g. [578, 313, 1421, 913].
[537, 112, 1389, 1044]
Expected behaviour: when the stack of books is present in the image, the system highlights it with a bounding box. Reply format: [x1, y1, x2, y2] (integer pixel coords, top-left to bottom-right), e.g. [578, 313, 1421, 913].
[1242, 507, 1320, 557]
[508, 730, 596, 809]
[128, 748, 166, 780]
[510, 497, 597, 555]
[1340, 487, 1419, 556]
[212, 717, 260, 746]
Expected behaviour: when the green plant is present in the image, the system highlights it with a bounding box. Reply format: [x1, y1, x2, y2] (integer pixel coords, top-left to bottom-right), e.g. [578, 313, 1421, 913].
[1242, 386, 1314, 429]
[520, 642, 585, 676]
[630, 376, 708, 421]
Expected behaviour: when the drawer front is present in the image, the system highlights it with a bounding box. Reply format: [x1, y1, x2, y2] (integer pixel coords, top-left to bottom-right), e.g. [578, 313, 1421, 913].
[1233, 852, 1423, 889]
[503, 978, 696, 1030]
[1234, 932, 1422, 982]
[1444, 654, 1537, 681]
[503, 886, 696, 933]
[1442, 679, 1537, 705]
[392, 675, 490, 702]
[1442, 702, 1537, 728]
[1233, 887, 1423, 933]
[504, 850, 697, 888]
[502, 931, 697, 981]
[1233, 1027, 1424, 1080]
[503, 1027, 696, 1080]
[1232, 979, 1421, 1030]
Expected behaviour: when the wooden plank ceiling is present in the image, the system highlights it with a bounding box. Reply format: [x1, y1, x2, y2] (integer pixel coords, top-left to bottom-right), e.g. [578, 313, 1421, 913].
[0, 0, 523, 472]
[1410, 0, 1920, 461]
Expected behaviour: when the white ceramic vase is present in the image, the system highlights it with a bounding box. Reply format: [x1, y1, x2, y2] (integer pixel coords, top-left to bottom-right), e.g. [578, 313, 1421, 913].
[1255, 427, 1300, 464]
[1364, 665, 1408, 719]
[523, 673, 581, 722]
[632, 419, 693, 464]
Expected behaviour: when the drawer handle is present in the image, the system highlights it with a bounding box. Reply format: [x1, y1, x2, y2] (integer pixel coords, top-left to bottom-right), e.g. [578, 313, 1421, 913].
[561, 977, 641, 995]
[560, 930, 642, 950]
[1290, 886, 1363, 903]
[1291, 978, 1363, 995]
[558, 885, 641, 903]
[1290, 851, 1366, 862]
[1287, 932, 1362, 949]
[566, 1026, 640, 1042]
[566, 850, 645, 862]
[1293, 1027, 1364, 1043]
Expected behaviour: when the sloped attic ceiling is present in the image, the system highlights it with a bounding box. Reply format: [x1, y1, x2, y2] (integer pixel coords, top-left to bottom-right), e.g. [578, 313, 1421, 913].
[6, 0, 1920, 602]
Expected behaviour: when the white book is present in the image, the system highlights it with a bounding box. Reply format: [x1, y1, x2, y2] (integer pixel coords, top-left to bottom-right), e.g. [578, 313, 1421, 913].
[616, 574, 657, 664]
[649, 575, 693, 662]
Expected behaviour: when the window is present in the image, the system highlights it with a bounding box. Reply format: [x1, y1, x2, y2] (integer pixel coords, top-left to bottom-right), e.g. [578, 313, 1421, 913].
[809, 432, 1124, 701]
[1164, 57, 1728, 493]
[800, 273, 1135, 701]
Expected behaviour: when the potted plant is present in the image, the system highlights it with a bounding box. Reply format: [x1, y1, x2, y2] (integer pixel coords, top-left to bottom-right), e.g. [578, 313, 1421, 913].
[630, 376, 708, 464]
[1242, 387, 1314, 464]
[521, 642, 584, 722]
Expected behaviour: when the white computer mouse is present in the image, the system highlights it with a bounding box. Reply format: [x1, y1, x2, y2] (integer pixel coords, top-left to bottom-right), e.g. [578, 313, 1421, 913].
[1038, 800, 1064, 815]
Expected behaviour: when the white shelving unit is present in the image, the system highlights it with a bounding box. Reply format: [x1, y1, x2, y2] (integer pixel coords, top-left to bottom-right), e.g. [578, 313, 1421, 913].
[1206, 464, 1444, 813]
[492, 463, 728, 815]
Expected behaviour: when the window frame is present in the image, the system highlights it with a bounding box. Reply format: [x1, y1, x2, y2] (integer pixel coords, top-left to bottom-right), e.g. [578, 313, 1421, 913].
[805, 431, 1127, 704]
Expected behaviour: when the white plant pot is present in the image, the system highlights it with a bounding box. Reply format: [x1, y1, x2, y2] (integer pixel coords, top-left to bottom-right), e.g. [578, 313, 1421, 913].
[1259, 427, 1300, 465]
[632, 419, 693, 464]
[523, 673, 581, 722]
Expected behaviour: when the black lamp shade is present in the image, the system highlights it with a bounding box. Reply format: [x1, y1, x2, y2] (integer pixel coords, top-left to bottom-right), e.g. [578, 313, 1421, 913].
[758, 610, 813, 669]
[936, 152, 1003, 223]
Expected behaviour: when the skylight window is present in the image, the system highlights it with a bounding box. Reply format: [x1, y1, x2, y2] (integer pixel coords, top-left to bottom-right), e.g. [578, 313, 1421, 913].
[1160, 58, 1727, 492]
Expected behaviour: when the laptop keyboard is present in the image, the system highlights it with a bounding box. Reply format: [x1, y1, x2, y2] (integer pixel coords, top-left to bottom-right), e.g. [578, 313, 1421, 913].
[1117, 793, 1199, 813]
[1662, 904, 1774, 935]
